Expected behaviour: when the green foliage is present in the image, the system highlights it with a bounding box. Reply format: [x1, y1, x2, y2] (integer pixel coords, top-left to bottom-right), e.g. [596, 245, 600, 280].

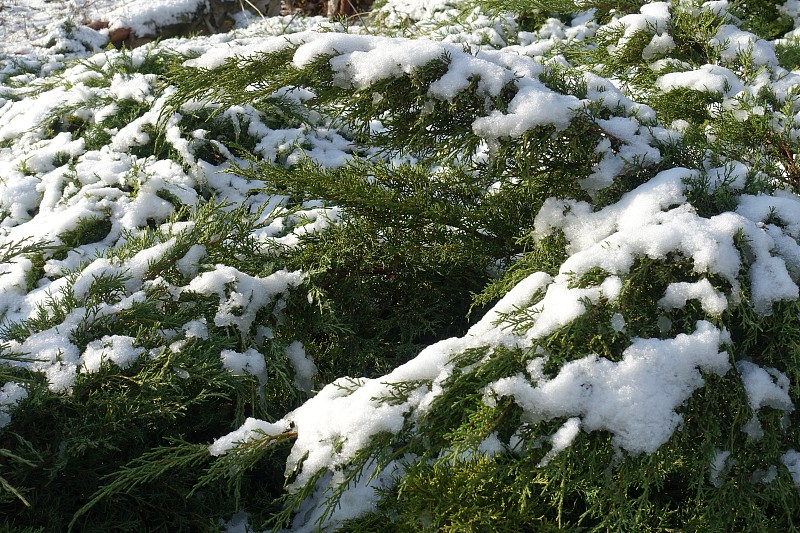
[473, 0, 642, 25]
[4, 349, 249, 531]
[730, 0, 794, 40]
[0, 199, 314, 530]
[54, 217, 112, 260]
[776, 37, 800, 69]
[166, 44, 665, 384]
[651, 87, 724, 124]
[245, 159, 524, 375]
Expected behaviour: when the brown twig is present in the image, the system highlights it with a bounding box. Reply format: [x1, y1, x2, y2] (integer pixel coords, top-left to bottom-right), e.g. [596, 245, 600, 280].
[777, 139, 800, 189]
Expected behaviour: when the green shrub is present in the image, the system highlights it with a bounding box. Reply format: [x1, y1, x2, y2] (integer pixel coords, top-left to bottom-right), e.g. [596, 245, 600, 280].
[2, 1, 800, 531]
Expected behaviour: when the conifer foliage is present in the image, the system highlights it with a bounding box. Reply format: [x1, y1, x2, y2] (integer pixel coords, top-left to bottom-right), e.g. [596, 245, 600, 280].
[2, 0, 800, 530]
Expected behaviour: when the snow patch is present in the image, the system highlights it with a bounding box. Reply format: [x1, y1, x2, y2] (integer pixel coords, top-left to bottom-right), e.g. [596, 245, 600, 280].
[0, 382, 28, 428]
[209, 417, 291, 456]
[81, 335, 145, 373]
[220, 348, 268, 387]
[736, 360, 794, 440]
[489, 321, 731, 455]
[184, 266, 305, 334]
[285, 341, 317, 393]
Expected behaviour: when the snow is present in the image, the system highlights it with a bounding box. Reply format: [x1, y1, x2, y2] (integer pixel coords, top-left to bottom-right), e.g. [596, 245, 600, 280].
[0, 0, 117, 55]
[533, 167, 800, 316]
[106, 0, 206, 37]
[602, 2, 671, 55]
[10, 320, 83, 392]
[782, 449, 800, 485]
[701, 1, 731, 17]
[519, 276, 623, 340]
[182, 318, 209, 339]
[221, 511, 251, 533]
[610, 312, 626, 332]
[291, 32, 526, 103]
[656, 64, 745, 97]
[471, 84, 577, 137]
[712, 25, 778, 66]
[736, 360, 794, 439]
[539, 417, 581, 466]
[285, 341, 317, 392]
[709, 449, 732, 487]
[220, 348, 268, 387]
[0, 382, 28, 428]
[374, 0, 455, 24]
[751, 465, 778, 483]
[290, 460, 405, 532]
[81, 334, 145, 373]
[183, 35, 309, 70]
[643, 33, 676, 60]
[175, 244, 206, 278]
[209, 416, 291, 456]
[183, 266, 305, 334]
[190, 30, 579, 140]
[109, 73, 155, 102]
[489, 321, 730, 455]
[280, 376, 413, 490]
[658, 279, 728, 315]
